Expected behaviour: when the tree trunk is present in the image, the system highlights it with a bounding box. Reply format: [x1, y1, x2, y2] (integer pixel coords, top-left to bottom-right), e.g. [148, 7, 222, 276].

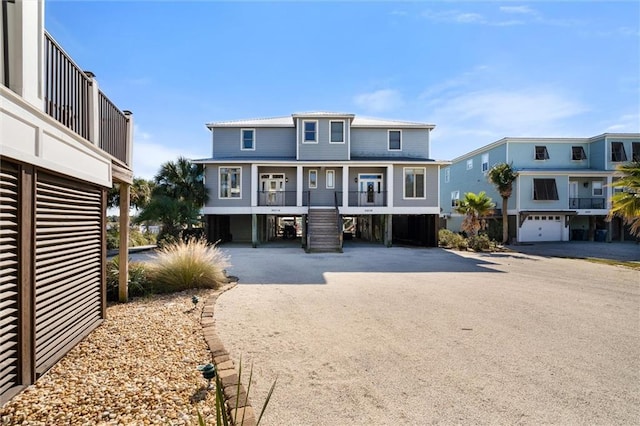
[502, 196, 509, 244]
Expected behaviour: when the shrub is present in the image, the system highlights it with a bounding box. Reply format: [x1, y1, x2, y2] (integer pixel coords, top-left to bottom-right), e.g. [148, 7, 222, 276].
[156, 231, 179, 249]
[438, 229, 465, 249]
[106, 227, 157, 249]
[106, 257, 151, 301]
[107, 230, 120, 250]
[467, 234, 493, 252]
[148, 239, 230, 293]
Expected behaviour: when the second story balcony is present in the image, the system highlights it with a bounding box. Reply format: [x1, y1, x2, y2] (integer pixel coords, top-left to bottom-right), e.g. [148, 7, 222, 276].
[569, 198, 606, 209]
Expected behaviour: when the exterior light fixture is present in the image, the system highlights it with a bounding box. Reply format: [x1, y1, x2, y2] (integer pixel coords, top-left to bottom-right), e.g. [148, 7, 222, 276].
[197, 363, 216, 389]
[354, 177, 358, 183]
[583, 182, 589, 188]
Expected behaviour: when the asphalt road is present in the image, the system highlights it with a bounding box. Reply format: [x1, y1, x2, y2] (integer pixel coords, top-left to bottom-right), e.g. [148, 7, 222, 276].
[214, 246, 640, 425]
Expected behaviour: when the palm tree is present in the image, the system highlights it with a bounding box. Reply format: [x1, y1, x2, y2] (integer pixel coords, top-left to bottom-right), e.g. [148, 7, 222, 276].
[138, 157, 208, 239]
[608, 161, 640, 236]
[107, 177, 154, 210]
[456, 191, 495, 237]
[487, 163, 518, 244]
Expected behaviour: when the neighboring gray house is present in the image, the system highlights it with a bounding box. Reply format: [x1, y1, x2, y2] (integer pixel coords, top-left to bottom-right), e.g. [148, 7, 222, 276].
[1, 0, 133, 404]
[440, 134, 640, 243]
[195, 112, 448, 251]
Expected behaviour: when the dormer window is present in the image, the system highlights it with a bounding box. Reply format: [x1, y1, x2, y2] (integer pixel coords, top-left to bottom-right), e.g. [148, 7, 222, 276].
[303, 121, 317, 143]
[241, 129, 255, 150]
[535, 146, 550, 160]
[572, 146, 586, 160]
[330, 121, 344, 143]
[388, 130, 401, 150]
[611, 142, 627, 162]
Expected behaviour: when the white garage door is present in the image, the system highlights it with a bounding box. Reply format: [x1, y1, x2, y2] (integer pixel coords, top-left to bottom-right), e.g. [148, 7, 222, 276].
[520, 215, 564, 242]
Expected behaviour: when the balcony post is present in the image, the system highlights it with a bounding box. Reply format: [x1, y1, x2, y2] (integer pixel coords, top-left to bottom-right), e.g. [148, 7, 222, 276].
[85, 71, 100, 147]
[124, 110, 133, 166]
[342, 165, 349, 207]
[296, 165, 303, 207]
[251, 164, 258, 207]
[118, 182, 130, 302]
[387, 165, 394, 207]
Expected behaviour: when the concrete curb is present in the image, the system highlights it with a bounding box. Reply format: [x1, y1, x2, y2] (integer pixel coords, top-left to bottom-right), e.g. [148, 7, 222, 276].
[201, 283, 257, 426]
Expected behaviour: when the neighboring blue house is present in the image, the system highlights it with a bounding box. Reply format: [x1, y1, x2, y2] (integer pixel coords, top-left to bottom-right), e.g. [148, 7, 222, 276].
[440, 134, 640, 243]
[194, 112, 448, 251]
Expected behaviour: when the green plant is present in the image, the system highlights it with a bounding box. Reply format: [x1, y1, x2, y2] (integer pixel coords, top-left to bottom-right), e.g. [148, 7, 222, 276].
[198, 359, 276, 426]
[148, 238, 230, 293]
[608, 161, 640, 236]
[456, 191, 495, 237]
[106, 257, 150, 301]
[467, 234, 493, 252]
[438, 229, 465, 249]
[488, 162, 518, 244]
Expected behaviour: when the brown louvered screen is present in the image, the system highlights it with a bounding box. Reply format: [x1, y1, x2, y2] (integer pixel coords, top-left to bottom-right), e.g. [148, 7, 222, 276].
[0, 162, 21, 399]
[34, 173, 103, 374]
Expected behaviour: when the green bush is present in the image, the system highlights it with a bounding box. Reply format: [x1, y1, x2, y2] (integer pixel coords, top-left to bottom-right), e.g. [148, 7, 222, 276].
[438, 229, 465, 249]
[467, 234, 493, 252]
[156, 231, 179, 249]
[106, 257, 151, 301]
[106, 227, 157, 249]
[106, 230, 120, 250]
[148, 239, 230, 293]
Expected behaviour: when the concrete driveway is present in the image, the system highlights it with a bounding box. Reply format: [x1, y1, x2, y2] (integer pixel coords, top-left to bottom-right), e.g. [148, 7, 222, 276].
[214, 246, 640, 425]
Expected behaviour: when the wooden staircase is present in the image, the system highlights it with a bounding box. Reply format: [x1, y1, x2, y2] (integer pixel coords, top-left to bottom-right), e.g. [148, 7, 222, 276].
[307, 209, 342, 253]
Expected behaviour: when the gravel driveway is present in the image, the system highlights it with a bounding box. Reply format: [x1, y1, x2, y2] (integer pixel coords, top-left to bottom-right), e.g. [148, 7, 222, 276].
[215, 246, 640, 425]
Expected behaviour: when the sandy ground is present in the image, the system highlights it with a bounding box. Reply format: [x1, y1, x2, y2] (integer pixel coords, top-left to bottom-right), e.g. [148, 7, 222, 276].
[214, 246, 640, 425]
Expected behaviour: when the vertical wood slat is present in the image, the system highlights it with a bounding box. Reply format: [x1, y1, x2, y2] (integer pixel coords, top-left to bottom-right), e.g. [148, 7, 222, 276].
[0, 162, 21, 402]
[33, 173, 103, 375]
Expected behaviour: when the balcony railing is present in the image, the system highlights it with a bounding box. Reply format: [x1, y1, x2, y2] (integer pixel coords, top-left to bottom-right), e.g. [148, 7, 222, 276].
[569, 198, 606, 209]
[347, 191, 387, 207]
[44, 32, 130, 165]
[257, 191, 297, 207]
[44, 32, 91, 140]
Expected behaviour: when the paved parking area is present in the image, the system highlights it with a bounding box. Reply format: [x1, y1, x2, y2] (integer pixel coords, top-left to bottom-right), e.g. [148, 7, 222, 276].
[214, 246, 639, 425]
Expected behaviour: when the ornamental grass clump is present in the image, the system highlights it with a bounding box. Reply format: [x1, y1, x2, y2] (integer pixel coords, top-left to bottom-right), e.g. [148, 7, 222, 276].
[149, 238, 230, 293]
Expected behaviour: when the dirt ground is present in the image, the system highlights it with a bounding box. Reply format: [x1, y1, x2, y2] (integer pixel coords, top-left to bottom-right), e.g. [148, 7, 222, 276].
[214, 246, 640, 425]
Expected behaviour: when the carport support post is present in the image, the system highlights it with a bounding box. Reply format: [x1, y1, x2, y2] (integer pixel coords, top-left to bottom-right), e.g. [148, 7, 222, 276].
[118, 182, 130, 302]
[384, 214, 392, 247]
[251, 214, 258, 248]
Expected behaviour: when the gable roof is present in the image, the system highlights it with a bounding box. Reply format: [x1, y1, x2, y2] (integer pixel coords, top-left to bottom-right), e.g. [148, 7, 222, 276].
[206, 112, 435, 130]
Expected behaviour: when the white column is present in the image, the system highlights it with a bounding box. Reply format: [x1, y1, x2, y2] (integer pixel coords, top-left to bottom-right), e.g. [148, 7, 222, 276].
[296, 165, 303, 207]
[606, 175, 613, 209]
[251, 164, 258, 207]
[342, 165, 349, 207]
[9, 0, 44, 107]
[387, 165, 394, 207]
[85, 73, 100, 147]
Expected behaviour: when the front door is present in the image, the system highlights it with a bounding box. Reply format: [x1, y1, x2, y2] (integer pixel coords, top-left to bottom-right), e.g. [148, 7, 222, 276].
[260, 174, 285, 206]
[358, 174, 383, 206]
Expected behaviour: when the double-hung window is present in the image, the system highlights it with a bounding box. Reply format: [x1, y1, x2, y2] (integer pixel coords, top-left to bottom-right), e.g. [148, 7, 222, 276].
[219, 167, 241, 199]
[535, 146, 550, 160]
[466, 159, 473, 170]
[326, 170, 335, 189]
[444, 167, 450, 183]
[303, 121, 317, 143]
[611, 142, 627, 162]
[241, 129, 255, 150]
[572, 146, 587, 160]
[330, 121, 344, 143]
[592, 181, 603, 197]
[533, 178, 558, 200]
[404, 168, 425, 199]
[451, 190, 460, 207]
[388, 130, 401, 150]
[481, 154, 489, 172]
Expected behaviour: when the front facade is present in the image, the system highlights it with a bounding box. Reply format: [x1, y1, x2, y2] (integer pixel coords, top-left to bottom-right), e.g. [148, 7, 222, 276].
[440, 134, 640, 243]
[196, 112, 447, 251]
[1, 1, 133, 404]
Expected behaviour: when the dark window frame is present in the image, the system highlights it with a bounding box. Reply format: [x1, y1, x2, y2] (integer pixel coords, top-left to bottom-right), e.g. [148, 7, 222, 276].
[572, 146, 587, 161]
[632, 142, 640, 162]
[303, 121, 317, 143]
[388, 130, 402, 151]
[533, 178, 559, 201]
[330, 121, 345, 143]
[535, 146, 550, 160]
[611, 142, 627, 162]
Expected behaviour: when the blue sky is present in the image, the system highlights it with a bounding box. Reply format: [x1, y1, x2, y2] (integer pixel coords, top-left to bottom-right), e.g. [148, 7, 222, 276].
[45, 1, 639, 179]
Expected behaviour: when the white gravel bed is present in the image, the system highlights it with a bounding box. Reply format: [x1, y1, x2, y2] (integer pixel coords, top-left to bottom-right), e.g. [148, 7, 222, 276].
[1, 291, 218, 425]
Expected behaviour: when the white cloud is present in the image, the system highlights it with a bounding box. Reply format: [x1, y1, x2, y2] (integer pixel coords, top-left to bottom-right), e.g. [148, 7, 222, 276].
[422, 9, 523, 26]
[499, 6, 538, 15]
[428, 88, 590, 159]
[353, 89, 404, 113]
[604, 113, 640, 133]
[132, 125, 206, 180]
[420, 65, 490, 99]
